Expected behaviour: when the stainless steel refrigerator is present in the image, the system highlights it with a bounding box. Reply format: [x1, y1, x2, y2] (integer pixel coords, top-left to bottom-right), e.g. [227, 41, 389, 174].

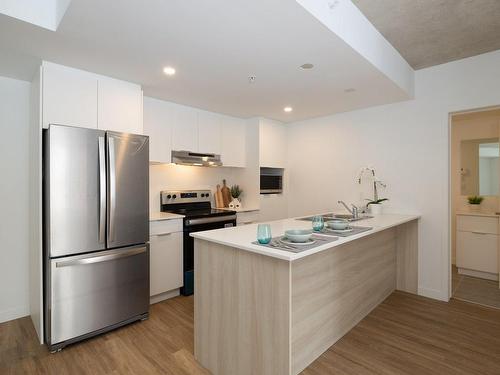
[43, 124, 150, 352]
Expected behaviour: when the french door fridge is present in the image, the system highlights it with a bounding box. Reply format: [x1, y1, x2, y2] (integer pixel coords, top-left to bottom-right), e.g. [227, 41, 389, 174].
[43, 124, 149, 351]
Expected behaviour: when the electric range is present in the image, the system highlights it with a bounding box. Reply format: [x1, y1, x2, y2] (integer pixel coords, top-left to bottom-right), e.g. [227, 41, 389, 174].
[160, 189, 236, 295]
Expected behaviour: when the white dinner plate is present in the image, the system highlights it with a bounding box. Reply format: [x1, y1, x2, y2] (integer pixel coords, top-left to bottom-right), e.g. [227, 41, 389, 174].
[280, 237, 316, 246]
[325, 227, 354, 233]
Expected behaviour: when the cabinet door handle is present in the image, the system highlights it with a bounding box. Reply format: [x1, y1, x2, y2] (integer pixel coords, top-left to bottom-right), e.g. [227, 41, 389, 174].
[471, 231, 489, 235]
[152, 232, 173, 237]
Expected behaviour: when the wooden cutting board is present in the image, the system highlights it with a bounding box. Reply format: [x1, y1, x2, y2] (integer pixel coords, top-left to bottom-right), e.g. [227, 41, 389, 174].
[215, 184, 224, 208]
[221, 179, 231, 207]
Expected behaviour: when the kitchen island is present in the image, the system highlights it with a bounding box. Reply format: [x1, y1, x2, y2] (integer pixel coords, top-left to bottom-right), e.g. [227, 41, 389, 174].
[191, 213, 420, 375]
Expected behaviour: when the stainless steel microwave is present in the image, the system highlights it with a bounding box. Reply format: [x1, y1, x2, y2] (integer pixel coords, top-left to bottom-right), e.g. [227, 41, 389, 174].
[260, 167, 283, 194]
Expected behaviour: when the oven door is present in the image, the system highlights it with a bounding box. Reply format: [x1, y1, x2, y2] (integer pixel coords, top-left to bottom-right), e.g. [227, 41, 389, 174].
[182, 215, 237, 295]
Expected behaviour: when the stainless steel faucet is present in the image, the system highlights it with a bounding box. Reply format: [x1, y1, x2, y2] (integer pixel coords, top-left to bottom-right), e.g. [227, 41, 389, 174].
[338, 200, 360, 219]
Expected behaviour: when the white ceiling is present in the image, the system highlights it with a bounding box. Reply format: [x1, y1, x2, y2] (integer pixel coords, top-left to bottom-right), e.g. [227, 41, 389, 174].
[0, 0, 411, 122]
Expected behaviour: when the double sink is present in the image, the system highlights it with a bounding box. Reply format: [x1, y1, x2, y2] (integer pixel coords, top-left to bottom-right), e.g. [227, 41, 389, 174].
[299, 213, 373, 222]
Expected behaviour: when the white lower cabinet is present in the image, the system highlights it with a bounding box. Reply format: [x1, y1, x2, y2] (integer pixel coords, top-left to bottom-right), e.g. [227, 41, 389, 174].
[456, 214, 499, 277]
[149, 220, 183, 298]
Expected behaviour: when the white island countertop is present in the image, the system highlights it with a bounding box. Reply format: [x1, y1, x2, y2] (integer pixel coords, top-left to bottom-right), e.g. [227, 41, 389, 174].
[191, 213, 420, 261]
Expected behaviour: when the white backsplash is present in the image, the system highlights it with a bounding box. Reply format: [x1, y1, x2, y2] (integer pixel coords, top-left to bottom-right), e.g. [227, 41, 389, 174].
[149, 163, 257, 213]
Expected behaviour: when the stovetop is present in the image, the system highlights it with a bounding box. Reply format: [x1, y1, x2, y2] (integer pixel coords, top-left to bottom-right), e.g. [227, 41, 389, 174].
[159, 189, 236, 220]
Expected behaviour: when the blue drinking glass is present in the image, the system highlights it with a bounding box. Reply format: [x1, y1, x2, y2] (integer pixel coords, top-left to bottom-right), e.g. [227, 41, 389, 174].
[312, 215, 324, 231]
[257, 224, 272, 244]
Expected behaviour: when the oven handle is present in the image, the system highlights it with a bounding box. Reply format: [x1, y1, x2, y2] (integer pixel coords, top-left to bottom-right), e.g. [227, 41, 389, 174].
[185, 215, 237, 226]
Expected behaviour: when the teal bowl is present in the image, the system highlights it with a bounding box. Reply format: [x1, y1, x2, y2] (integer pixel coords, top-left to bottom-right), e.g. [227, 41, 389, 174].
[327, 219, 349, 230]
[284, 229, 313, 243]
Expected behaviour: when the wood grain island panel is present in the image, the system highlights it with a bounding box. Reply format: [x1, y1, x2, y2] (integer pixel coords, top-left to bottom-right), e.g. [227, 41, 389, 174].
[194, 219, 419, 375]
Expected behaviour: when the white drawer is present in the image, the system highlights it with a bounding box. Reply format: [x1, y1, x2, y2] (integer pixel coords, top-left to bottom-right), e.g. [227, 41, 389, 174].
[457, 215, 499, 235]
[150, 219, 183, 236]
[456, 231, 498, 274]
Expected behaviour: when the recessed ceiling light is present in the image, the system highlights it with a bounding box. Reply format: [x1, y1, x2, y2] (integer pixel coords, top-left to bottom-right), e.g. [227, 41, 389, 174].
[163, 66, 176, 76]
[300, 63, 314, 70]
[284, 106, 293, 113]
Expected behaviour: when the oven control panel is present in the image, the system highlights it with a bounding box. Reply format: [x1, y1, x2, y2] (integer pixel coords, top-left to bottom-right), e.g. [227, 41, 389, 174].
[161, 189, 211, 204]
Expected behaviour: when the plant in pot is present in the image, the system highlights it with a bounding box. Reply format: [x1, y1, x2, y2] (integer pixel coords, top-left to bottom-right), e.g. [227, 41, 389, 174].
[467, 195, 484, 212]
[366, 198, 388, 215]
[229, 185, 243, 209]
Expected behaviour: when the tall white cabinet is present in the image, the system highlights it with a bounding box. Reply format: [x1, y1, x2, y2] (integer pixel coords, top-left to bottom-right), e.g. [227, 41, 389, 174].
[98, 77, 143, 134]
[42, 62, 98, 129]
[41, 61, 143, 134]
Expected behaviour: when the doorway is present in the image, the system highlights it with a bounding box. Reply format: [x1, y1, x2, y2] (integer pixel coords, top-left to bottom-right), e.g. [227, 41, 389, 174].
[450, 107, 500, 309]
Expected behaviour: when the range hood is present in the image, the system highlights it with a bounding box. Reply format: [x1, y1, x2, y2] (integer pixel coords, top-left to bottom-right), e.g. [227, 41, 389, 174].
[171, 150, 222, 167]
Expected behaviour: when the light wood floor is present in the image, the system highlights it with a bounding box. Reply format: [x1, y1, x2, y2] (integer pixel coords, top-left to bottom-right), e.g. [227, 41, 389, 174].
[452, 265, 500, 309]
[2, 291, 500, 375]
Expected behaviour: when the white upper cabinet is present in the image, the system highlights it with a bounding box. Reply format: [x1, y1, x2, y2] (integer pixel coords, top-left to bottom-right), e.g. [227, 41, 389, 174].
[98, 77, 143, 134]
[171, 105, 198, 151]
[259, 119, 286, 168]
[143, 97, 173, 163]
[221, 115, 246, 167]
[41, 62, 143, 134]
[42, 62, 98, 129]
[198, 110, 221, 155]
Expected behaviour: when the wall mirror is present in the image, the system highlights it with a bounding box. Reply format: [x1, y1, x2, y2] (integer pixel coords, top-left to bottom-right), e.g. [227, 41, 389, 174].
[460, 138, 499, 196]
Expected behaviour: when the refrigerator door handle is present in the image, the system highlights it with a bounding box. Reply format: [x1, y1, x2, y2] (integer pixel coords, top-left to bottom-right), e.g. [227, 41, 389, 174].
[55, 246, 147, 268]
[108, 136, 116, 242]
[98, 136, 106, 244]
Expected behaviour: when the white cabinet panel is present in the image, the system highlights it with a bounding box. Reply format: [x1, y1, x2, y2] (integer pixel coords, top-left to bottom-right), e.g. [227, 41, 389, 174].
[149, 231, 183, 296]
[221, 116, 246, 167]
[457, 215, 498, 234]
[143, 97, 173, 163]
[259, 119, 286, 168]
[198, 111, 221, 154]
[42, 62, 98, 129]
[456, 231, 498, 274]
[98, 77, 143, 134]
[172, 105, 198, 151]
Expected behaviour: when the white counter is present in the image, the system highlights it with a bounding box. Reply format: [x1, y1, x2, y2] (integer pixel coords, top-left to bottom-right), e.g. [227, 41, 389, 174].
[150, 212, 185, 221]
[191, 213, 420, 261]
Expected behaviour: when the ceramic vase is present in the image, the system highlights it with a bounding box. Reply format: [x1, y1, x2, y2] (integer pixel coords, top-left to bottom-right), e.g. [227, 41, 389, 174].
[369, 203, 383, 215]
[469, 204, 481, 212]
[229, 198, 241, 209]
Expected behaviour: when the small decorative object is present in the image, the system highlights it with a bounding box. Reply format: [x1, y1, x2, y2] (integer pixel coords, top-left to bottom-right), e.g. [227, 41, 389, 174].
[359, 166, 388, 215]
[366, 198, 388, 215]
[467, 196, 483, 212]
[312, 215, 324, 231]
[229, 185, 243, 209]
[257, 224, 272, 244]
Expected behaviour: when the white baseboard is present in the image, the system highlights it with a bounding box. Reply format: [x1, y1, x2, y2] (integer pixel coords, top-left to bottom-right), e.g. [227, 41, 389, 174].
[418, 287, 448, 302]
[458, 268, 498, 281]
[150, 288, 180, 305]
[0, 305, 29, 324]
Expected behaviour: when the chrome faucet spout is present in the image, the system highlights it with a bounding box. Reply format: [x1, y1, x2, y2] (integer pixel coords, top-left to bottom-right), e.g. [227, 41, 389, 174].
[338, 200, 353, 215]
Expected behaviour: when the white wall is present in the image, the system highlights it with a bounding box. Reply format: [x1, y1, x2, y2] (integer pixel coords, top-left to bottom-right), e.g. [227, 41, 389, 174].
[0, 76, 31, 323]
[287, 50, 500, 301]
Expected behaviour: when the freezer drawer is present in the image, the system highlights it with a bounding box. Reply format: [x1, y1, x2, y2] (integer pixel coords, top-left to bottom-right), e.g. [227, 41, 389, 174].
[47, 245, 149, 347]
